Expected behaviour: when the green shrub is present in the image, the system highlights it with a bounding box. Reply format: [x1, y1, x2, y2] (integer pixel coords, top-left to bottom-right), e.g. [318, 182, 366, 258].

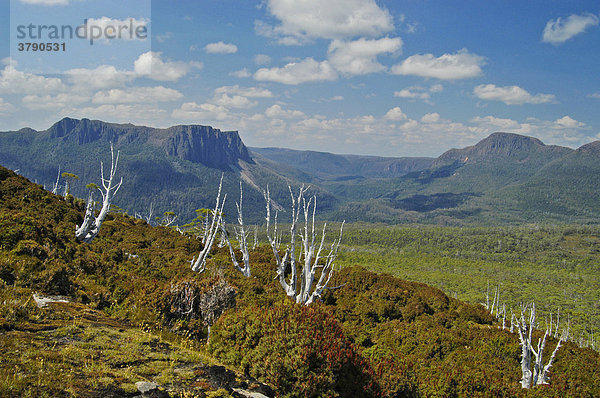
[209, 303, 379, 398]
[0, 213, 37, 250]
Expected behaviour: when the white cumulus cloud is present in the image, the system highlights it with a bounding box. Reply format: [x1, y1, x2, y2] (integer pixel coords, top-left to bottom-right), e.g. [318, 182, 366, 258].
[258, 0, 394, 43]
[265, 104, 305, 119]
[421, 113, 440, 123]
[134, 51, 202, 82]
[474, 84, 556, 105]
[327, 37, 402, 75]
[391, 49, 485, 80]
[384, 106, 407, 121]
[395, 88, 429, 100]
[83, 17, 149, 43]
[0, 64, 65, 95]
[66, 65, 134, 90]
[22, 93, 89, 110]
[254, 58, 338, 85]
[205, 41, 238, 54]
[470, 115, 521, 130]
[542, 13, 599, 44]
[394, 85, 442, 102]
[92, 86, 183, 104]
[214, 94, 257, 109]
[214, 85, 274, 98]
[0, 97, 15, 114]
[71, 104, 169, 126]
[554, 115, 585, 128]
[254, 54, 272, 65]
[172, 102, 232, 121]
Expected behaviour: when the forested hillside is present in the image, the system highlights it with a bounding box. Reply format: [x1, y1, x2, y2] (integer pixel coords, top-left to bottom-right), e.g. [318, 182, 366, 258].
[0, 118, 337, 224]
[1, 166, 600, 397]
[4, 119, 600, 226]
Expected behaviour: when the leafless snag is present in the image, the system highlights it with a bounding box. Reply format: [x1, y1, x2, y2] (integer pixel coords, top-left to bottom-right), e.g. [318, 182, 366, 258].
[512, 303, 569, 388]
[264, 185, 344, 305]
[51, 166, 61, 195]
[222, 181, 251, 277]
[75, 144, 123, 243]
[191, 174, 226, 273]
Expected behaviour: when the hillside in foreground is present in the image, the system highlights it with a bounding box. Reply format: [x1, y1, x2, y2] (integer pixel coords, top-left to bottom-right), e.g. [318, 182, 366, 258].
[1, 166, 600, 397]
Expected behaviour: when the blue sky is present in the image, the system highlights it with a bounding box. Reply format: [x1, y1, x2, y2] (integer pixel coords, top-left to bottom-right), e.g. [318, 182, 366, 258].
[1, 0, 599, 157]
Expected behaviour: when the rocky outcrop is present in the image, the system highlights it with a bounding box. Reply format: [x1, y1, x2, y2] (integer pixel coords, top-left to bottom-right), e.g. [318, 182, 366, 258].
[39, 117, 254, 169]
[163, 125, 252, 169]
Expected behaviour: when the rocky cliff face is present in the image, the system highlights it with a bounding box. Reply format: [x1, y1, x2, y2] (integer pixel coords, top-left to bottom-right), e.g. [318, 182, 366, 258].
[163, 125, 252, 170]
[40, 118, 253, 169]
[45, 117, 137, 145]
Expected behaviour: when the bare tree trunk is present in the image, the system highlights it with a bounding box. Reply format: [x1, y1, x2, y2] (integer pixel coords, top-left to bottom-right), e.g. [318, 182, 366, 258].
[191, 174, 226, 273]
[513, 303, 569, 388]
[145, 202, 154, 224]
[75, 145, 123, 243]
[52, 167, 61, 195]
[513, 304, 535, 389]
[264, 185, 344, 305]
[222, 181, 250, 277]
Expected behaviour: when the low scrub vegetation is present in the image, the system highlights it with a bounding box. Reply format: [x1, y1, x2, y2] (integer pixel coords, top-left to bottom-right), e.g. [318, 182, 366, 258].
[1, 166, 600, 397]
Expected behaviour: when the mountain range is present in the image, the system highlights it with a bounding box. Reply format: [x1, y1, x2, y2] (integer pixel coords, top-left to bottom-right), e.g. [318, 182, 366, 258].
[1, 117, 599, 225]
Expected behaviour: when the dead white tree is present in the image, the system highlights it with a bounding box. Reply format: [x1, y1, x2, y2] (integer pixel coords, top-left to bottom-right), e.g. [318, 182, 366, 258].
[159, 211, 178, 227]
[264, 185, 344, 305]
[221, 181, 251, 277]
[252, 224, 258, 250]
[191, 175, 226, 273]
[145, 202, 154, 224]
[512, 303, 569, 388]
[217, 227, 227, 248]
[201, 209, 211, 244]
[51, 166, 61, 195]
[484, 281, 500, 315]
[75, 145, 123, 243]
[62, 172, 80, 197]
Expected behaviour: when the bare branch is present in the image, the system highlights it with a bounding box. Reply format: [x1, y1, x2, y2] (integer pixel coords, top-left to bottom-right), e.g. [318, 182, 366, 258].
[51, 166, 61, 195]
[75, 144, 122, 243]
[191, 174, 226, 273]
[265, 185, 344, 305]
[222, 181, 251, 277]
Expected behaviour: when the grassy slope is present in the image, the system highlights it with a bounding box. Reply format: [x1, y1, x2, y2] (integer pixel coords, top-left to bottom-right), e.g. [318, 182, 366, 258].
[1, 166, 600, 397]
[0, 295, 226, 397]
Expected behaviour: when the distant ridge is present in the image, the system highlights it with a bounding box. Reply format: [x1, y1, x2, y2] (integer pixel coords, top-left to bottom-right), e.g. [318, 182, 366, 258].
[433, 132, 573, 167]
[2, 118, 600, 225]
[39, 117, 252, 169]
[0, 117, 278, 224]
[575, 140, 600, 155]
[251, 147, 433, 180]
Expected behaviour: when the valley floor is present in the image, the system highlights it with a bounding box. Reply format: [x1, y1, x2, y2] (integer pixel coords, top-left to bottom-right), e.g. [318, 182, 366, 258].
[337, 224, 600, 346]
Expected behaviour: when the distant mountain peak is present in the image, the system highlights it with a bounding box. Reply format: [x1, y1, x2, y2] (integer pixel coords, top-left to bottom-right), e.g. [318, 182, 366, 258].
[433, 132, 571, 167]
[481, 132, 545, 147]
[576, 141, 600, 155]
